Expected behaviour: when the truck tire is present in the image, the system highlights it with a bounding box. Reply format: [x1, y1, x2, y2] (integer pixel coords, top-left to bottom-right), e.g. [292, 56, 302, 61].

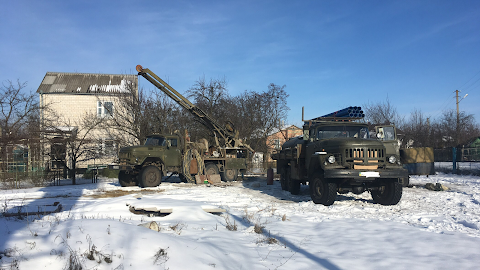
[280, 168, 288, 191]
[371, 179, 402, 205]
[401, 176, 410, 187]
[140, 166, 162, 187]
[309, 173, 337, 206]
[205, 163, 220, 176]
[222, 169, 238, 182]
[287, 168, 300, 195]
[179, 174, 188, 183]
[118, 171, 136, 187]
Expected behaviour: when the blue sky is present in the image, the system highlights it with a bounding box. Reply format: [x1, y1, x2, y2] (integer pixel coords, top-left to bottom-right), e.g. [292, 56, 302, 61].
[1, 0, 479, 127]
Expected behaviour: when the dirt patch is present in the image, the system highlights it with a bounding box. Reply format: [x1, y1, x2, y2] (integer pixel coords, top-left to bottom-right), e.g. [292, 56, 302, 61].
[85, 189, 164, 199]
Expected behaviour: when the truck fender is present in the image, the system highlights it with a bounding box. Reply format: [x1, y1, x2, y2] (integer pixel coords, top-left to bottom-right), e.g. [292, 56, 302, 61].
[142, 158, 164, 171]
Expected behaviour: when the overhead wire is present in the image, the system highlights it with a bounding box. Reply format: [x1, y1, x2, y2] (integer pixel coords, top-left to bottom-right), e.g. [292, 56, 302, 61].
[462, 76, 480, 91]
[431, 92, 455, 120]
[430, 69, 480, 121]
[459, 69, 480, 90]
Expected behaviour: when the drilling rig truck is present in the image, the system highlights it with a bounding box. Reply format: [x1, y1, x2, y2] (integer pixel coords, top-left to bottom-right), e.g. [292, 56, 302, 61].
[116, 65, 253, 187]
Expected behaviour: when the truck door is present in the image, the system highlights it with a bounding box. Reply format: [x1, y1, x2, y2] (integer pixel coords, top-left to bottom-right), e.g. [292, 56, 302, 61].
[162, 137, 182, 167]
[375, 125, 399, 157]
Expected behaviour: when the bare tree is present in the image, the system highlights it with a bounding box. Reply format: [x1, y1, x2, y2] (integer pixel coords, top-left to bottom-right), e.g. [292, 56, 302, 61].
[363, 97, 404, 126]
[187, 76, 228, 117]
[402, 109, 431, 147]
[232, 84, 289, 153]
[431, 110, 480, 148]
[0, 80, 39, 171]
[45, 112, 102, 184]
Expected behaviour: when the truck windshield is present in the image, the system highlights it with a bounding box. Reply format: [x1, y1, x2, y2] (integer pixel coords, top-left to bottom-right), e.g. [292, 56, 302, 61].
[376, 126, 396, 141]
[145, 137, 166, 146]
[317, 126, 369, 139]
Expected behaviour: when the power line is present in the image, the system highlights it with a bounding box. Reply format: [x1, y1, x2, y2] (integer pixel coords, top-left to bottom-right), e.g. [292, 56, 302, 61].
[463, 76, 480, 91]
[430, 92, 455, 120]
[459, 69, 480, 90]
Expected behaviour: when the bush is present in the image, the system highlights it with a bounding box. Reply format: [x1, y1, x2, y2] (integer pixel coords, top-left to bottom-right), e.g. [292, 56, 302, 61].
[83, 170, 94, 179]
[100, 168, 119, 178]
[83, 168, 119, 179]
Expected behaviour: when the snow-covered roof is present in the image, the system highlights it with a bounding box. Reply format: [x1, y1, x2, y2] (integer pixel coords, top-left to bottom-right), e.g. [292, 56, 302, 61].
[37, 72, 137, 95]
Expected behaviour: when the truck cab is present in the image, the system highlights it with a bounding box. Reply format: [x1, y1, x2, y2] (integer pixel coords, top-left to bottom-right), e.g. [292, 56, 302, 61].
[117, 134, 183, 187]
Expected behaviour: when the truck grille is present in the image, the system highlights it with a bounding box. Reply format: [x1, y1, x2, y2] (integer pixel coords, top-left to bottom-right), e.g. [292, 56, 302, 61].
[345, 148, 384, 159]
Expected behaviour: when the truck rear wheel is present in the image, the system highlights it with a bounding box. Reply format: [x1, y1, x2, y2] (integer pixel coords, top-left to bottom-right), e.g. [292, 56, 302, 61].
[371, 180, 402, 205]
[140, 166, 162, 187]
[222, 169, 238, 182]
[118, 171, 136, 187]
[287, 168, 300, 195]
[309, 173, 337, 206]
[401, 176, 410, 187]
[280, 168, 288, 191]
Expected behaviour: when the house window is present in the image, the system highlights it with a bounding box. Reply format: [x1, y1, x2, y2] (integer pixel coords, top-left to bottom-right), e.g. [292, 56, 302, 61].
[99, 139, 116, 156]
[274, 139, 281, 150]
[97, 101, 114, 118]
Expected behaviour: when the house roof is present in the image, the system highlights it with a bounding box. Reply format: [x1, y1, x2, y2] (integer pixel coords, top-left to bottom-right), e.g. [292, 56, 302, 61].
[267, 125, 302, 137]
[37, 72, 137, 94]
[460, 136, 480, 148]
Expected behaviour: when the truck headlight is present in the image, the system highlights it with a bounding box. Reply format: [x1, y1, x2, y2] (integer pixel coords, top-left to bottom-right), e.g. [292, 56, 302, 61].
[388, 156, 396, 164]
[327, 155, 336, 164]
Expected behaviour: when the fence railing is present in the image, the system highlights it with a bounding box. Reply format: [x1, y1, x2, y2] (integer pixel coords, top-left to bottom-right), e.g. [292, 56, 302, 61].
[435, 162, 480, 176]
[435, 147, 480, 162]
[0, 170, 58, 189]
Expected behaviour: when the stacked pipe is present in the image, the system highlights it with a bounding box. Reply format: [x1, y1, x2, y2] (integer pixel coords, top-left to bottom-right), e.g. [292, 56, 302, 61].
[321, 106, 365, 118]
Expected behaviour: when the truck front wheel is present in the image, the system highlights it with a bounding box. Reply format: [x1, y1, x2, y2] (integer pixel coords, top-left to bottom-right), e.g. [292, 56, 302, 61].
[140, 166, 162, 187]
[309, 173, 337, 206]
[371, 180, 402, 205]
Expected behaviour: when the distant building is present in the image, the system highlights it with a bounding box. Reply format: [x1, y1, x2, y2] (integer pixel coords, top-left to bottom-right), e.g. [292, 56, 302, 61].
[459, 136, 480, 161]
[37, 72, 138, 171]
[265, 125, 303, 162]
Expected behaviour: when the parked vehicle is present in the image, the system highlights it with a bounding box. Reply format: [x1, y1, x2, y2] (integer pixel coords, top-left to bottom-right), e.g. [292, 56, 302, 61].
[115, 66, 253, 187]
[272, 107, 408, 206]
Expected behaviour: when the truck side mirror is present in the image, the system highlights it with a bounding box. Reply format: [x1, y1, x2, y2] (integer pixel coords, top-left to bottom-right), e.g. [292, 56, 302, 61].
[303, 130, 309, 141]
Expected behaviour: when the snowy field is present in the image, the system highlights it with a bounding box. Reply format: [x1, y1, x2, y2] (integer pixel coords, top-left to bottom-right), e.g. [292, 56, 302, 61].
[1, 173, 480, 269]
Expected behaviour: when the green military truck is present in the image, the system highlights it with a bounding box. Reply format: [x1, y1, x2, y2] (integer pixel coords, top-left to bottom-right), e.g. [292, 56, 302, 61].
[272, 107, 408, 206]
[115, 65, 253, 187]
[117, 132, 248, 187]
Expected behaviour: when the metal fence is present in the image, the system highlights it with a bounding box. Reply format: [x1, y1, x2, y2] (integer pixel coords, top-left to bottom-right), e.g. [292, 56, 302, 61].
[435, 162, 480, 176]
[434, 147, 480, 162]
[0, 170, 61, 189]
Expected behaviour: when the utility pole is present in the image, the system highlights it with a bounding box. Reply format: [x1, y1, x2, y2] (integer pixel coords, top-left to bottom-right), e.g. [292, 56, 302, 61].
[427, 117, 430, 147]
[455, 90, 469, 145]
[455, 90, 460, 145]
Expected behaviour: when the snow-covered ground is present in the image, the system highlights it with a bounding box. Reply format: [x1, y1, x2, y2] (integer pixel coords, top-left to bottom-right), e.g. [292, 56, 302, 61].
[1, 173, 480, 269]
